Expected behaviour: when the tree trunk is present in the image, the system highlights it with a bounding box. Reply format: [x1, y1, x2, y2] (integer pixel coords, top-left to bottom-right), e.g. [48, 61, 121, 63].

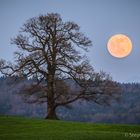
[45, 103, 58, 120]
[45, 73, 58, 119]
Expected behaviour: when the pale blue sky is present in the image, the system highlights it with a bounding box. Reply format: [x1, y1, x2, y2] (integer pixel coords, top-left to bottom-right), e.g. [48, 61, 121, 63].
[0, 0, 140, 83]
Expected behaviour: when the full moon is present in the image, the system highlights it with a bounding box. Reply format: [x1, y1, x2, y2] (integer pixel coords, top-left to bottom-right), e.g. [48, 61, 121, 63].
[107, 34, 132, 58]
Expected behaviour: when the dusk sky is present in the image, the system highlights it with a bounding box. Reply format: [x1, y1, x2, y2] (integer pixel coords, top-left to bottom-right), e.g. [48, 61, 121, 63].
[0, 0, 140, 83]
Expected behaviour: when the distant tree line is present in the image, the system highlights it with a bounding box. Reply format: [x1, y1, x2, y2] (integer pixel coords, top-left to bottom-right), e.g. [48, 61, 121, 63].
[0, 76, 140, 123]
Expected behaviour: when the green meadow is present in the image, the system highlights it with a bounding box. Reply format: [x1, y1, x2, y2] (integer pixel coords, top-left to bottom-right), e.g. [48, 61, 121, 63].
[0, 115, 140, 140]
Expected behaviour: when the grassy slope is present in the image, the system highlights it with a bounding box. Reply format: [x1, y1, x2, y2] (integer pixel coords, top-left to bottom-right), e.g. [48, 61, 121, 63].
[0, 116, 140, 140]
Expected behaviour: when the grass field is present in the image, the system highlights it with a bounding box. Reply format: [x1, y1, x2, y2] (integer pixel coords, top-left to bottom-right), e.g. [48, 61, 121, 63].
[0, 115, 140, 140]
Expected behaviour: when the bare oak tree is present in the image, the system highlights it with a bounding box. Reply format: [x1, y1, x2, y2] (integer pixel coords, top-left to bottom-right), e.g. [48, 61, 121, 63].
[0, 13, 120, 119]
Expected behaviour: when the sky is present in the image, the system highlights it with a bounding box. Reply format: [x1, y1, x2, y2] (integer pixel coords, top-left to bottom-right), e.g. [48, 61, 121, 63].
[0, 0, 140, 83]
